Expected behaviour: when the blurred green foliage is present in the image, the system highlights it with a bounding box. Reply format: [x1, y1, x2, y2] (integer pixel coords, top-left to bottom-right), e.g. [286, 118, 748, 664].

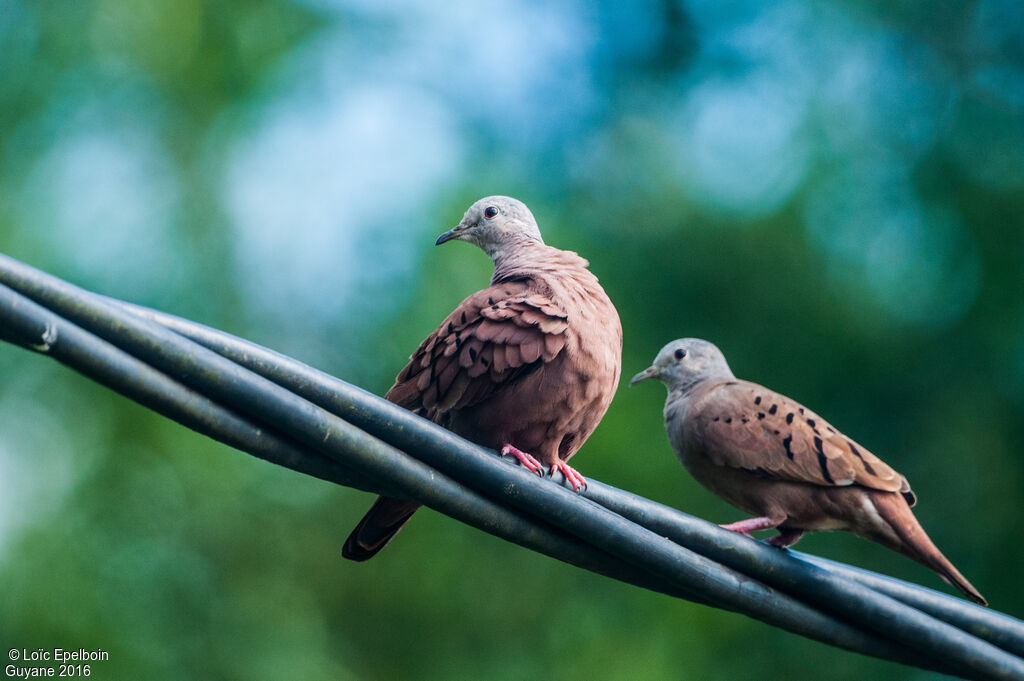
[1, 0, 1023, 679]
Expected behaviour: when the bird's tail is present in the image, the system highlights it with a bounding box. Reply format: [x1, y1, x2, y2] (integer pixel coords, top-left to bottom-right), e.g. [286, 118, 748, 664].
[342, 497, 422, 562]
[868, 491, 987, 606]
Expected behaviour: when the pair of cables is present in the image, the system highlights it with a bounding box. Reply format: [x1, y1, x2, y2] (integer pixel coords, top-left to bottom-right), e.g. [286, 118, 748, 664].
[1, 252, 1022, 680]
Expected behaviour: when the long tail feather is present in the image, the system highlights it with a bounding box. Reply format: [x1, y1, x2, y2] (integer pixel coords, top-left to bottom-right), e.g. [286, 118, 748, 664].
[342, 497, 421, 562]
[868, 491, 987, 606]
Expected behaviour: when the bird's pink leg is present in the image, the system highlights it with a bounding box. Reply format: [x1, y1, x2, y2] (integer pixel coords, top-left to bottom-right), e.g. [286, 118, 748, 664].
[766, 529, 804, 548]
[550, 462, 587, 492]
[500, 444, 544, 475]
[719, 516, 784, 539]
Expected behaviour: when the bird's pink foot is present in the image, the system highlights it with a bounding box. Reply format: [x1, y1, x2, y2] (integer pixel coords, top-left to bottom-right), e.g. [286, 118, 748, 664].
[766, 529, 804, 549]
[550, 461, 587, 492]
[500, 444, 544, 475]
[719, 516, 784, 539]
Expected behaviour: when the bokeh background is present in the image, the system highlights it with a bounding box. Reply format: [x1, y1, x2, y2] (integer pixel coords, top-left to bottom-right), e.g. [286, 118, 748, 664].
[1, 0, 1023, 679]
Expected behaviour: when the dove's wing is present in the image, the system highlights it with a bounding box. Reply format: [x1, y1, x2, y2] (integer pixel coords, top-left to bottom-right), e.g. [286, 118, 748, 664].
[385, 280, 570, 419]
[685, 380, 915, 504]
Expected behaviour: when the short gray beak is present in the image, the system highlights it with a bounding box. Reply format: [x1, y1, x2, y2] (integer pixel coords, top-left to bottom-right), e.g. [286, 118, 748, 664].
[629, 366, 658, 386]
[435, 226, 462, 246]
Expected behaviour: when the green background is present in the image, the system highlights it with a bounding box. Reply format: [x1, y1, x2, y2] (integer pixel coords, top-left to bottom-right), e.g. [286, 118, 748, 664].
[1, 1, 1022, 679]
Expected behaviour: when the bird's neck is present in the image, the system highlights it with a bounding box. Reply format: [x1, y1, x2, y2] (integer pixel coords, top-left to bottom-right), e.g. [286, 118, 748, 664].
[490, 241, 589, 283]
[668, 379, 704, 398]
[668, 374, 730, 398]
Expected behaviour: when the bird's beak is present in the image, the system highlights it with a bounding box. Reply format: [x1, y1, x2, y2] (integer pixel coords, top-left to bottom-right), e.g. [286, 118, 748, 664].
[435, 225, 464, 246]
[629, 366, 658, 386]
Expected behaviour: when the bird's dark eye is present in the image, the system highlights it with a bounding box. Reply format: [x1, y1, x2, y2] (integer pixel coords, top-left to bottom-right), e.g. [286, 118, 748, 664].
[674, 348, 687, 360]
[484, 206, 499, 219]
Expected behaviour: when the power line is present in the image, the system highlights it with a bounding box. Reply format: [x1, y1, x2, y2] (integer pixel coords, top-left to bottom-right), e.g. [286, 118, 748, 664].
[1, 252, 1022, 680]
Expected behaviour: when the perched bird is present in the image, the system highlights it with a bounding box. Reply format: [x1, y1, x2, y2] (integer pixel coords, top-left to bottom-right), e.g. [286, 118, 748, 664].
[631, 338, 986, 605]
[342, 196, 622, 561]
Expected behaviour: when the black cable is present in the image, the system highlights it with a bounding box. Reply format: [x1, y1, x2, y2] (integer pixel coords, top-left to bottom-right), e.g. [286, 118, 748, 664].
[2, 252, 1023, 679]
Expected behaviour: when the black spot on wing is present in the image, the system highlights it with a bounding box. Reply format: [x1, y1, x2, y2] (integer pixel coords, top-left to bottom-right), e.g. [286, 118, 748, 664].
[813, 436, 835, 484]
[754, 396, 762, 405]
[782, 435, 794, 460]
[847, 441, 876, 475]
[786, 413, 794, 424]
[768, 404, 777, 415]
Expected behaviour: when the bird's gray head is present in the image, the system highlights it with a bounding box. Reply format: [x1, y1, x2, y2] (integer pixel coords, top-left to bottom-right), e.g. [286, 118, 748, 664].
[630, 338, 735, 391]
[434, 196, 544, 260]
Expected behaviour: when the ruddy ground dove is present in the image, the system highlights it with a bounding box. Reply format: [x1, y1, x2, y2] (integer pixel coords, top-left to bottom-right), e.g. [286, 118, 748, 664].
[342, 196, 622, 561]
[631, 338, 986, 605]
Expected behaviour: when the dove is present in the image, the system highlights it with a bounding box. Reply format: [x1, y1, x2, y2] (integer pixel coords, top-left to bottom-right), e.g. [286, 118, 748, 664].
[342, 196, 622, 561]
[631, 338, 986, 605]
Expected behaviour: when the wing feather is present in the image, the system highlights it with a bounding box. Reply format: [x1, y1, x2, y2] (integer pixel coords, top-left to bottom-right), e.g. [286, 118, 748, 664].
[687, 381, 910, 495]
[384, 281, 570, 419]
